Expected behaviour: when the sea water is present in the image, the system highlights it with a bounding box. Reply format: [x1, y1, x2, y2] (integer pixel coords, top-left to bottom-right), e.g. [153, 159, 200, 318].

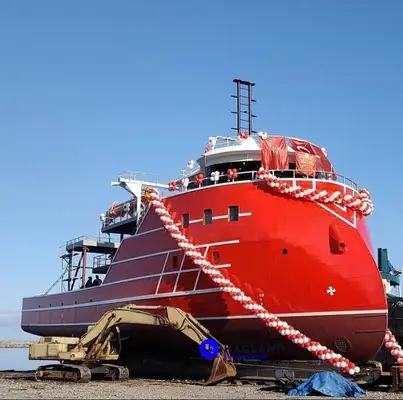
[0, 349, 45, 371]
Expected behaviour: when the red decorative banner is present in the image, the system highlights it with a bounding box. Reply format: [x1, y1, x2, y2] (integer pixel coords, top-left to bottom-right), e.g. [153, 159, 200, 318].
[260, 136, 289, 170]
[310, 144, 336, 179]
[295, 151, 317, 177]
[288, 139, 314, 154]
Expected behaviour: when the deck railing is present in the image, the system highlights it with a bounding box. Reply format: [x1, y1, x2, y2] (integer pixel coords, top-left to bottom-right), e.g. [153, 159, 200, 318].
[169, 169, 359, 194]
[65, 236, 91, 247]
[205, 134, 329, 153]
[101, 199, 137, 229]
[93, 254, 112, 270]
[206, 135, 244, 150]
[118, 170, 170, 185]
[65, 235, 120, 247]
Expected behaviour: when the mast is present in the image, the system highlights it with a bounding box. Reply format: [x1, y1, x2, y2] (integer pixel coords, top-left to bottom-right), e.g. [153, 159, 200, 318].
[231, 79, 257, 137]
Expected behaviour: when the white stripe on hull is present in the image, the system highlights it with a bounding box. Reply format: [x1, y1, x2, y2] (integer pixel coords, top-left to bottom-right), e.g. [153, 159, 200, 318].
[23, 288, 223, 312]
[22, 309, 388, 328]
[22, 281, 390, 315]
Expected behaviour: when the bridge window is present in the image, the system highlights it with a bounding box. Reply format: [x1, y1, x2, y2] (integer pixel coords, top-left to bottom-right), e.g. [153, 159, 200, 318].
[228, 206, 239, 222]
[182, 213, 190, 228]
[213, 251, 220, 264]
[204, 209, 213, 225]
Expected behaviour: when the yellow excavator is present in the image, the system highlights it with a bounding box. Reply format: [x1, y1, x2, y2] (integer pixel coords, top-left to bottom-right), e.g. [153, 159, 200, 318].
[29, 304, 237, 384]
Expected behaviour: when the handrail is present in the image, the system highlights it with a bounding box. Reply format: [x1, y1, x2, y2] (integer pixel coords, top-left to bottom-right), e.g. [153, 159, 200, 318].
[65, 235, 120, 246]
[118, 170, 170, 185]
[106, 198, 136, 210]
[207, 135, 256, 150]
[65, 236, 90, 246]
[93, 254, 112, 269]
[169, 169, 359, 194]
[205, 133, 329, 153]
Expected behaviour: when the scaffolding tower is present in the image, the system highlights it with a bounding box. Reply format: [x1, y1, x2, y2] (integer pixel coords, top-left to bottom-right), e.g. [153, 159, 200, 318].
[59, 236, 120, 292]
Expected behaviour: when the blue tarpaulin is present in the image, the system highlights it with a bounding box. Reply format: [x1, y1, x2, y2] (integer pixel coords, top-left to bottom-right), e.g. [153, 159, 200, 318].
[288, 371, 366, 397]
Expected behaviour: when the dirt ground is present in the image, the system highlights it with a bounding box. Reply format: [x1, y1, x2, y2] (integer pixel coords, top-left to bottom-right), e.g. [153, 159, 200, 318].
[0, 371, 402, 399]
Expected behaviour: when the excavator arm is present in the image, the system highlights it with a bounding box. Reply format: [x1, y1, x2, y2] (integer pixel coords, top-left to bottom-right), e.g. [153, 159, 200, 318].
[29, 304, 236, 385]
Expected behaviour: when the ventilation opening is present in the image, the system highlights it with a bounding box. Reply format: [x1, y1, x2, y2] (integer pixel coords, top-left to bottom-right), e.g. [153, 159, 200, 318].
[173, 255, 179, 269]
[334, 337, 351, 353]
[229, 206, 239, 221]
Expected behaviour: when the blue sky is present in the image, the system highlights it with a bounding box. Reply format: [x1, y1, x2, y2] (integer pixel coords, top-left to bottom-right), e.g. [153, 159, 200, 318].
[0, 0, 402, 351]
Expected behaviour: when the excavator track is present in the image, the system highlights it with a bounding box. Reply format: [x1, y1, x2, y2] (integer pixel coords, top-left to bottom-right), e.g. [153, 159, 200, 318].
[35, 364, 92, 383]
[91, 364, 130, 381]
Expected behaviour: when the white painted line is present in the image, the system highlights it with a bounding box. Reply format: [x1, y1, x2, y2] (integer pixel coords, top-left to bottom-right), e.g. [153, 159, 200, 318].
[23, 288, 223, 312]
[135, 227, 164, 237]
[193, 246, 210, 290]
[154, 253, 170, 295]
[189, 219, 203, 224]
[212, 215, 227, 220]
[317, 203, 357, 229]
[173, 254, 186, 292]
[197, 309, 388, 319]
[22, 308, 388, 328]
[111, 240, 239, 266]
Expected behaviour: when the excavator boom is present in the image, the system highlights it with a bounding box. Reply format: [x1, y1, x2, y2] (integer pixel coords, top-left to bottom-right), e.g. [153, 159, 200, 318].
[29, 304, 236, 384]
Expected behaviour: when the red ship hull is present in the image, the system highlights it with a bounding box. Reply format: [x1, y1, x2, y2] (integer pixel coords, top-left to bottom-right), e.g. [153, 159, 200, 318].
[21, 180, 387, 363]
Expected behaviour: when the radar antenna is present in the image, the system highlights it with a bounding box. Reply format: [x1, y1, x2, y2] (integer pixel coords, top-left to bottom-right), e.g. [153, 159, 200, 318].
[231, 79, 257, 137]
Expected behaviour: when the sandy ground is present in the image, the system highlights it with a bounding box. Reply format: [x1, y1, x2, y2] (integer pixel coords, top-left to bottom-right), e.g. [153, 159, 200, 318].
[0, 373, 402, 399]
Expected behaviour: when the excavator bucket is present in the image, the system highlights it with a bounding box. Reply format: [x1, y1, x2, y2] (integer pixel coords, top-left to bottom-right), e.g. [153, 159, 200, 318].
[205, 353, 237, 386]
